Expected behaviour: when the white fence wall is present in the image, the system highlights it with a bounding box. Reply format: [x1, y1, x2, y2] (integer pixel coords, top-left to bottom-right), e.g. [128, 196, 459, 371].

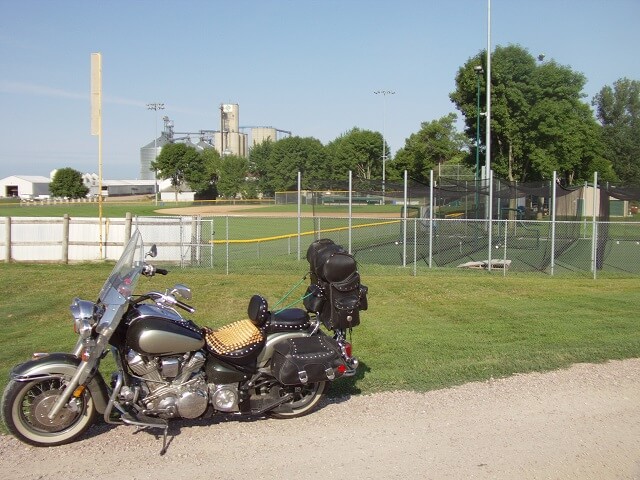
[1, 215, 194, 263]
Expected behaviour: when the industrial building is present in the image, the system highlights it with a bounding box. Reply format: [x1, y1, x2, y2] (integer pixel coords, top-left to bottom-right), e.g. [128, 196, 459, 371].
[139, 103, 290, 180]
[1, 103, 289, 199]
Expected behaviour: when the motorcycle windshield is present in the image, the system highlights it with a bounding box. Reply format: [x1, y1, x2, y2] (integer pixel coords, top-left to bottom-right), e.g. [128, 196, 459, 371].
[98, 229, 145, 306]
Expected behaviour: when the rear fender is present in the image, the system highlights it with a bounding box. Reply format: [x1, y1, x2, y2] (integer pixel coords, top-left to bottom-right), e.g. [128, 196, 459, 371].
[9, 353, 109, 414]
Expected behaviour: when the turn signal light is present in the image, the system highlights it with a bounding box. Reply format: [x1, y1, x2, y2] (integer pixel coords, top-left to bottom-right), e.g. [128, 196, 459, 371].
[73, 385, 86, 397]
[337, 364, 347, 374]
[81, 348, 92, 362]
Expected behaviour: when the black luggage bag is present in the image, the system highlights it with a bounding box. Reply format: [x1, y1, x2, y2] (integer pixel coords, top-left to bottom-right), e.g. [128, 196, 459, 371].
[271, 335, 345, 385]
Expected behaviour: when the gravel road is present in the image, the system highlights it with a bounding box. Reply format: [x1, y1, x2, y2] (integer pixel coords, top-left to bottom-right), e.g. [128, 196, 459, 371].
[1, 358, 639, 480]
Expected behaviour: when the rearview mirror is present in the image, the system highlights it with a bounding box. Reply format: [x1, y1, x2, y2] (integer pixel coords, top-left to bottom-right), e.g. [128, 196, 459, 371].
[146, 245, 158, 258]
[169, 284, 192, 300]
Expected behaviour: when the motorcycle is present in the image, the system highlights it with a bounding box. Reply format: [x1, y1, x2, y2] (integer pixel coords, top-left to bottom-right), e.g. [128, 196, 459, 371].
[1, 230, 368, 454]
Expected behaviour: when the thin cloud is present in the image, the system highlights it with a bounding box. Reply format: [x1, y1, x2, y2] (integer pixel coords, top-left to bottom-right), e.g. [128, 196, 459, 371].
[0, 80, 210, 115]
[0, 81, 87, 100]
[0, 81, 145, 107]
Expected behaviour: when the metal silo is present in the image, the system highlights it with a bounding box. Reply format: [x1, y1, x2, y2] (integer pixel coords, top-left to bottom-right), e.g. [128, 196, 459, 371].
[251, 127, 277, 146]
[139, 133, 169, 180]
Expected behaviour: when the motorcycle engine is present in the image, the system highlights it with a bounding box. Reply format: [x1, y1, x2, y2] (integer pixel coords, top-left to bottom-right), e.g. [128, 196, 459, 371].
[125, 350, 209, 419]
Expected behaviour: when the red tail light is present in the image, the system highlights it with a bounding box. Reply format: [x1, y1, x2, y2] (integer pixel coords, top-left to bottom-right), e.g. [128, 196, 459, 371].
[344, 342, 352, 357]
[337, 364, 347, 374]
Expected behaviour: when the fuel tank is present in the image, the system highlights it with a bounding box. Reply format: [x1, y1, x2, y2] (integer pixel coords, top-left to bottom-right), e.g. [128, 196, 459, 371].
[125, 304, 205, 355]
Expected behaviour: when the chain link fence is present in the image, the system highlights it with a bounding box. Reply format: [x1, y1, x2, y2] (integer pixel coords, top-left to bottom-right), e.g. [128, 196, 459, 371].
[2, 214, 639, 277]
[148, 215, 640, 278]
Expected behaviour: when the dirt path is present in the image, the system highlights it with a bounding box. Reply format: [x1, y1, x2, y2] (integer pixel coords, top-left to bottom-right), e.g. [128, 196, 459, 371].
[1, 358, 639, 480]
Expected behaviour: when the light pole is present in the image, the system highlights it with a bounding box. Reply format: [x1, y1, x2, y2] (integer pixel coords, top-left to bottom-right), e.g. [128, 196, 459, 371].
[147, 102, 165, 205]
[374, 90, 395, 202]
[474, 66, 483, 217]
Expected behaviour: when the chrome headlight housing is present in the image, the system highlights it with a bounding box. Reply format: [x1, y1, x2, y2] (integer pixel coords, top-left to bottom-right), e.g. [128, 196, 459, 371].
[71, 298, 98, 339]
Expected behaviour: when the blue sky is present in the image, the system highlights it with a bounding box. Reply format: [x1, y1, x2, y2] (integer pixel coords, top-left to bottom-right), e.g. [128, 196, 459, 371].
[1, 0, 638, 180]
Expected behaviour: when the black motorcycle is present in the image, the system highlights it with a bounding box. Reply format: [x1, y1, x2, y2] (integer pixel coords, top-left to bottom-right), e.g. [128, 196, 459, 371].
[1, 230, 367, 453]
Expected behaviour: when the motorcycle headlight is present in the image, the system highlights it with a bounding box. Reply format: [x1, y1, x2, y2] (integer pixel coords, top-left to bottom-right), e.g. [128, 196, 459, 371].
[71, 298, 98, 339]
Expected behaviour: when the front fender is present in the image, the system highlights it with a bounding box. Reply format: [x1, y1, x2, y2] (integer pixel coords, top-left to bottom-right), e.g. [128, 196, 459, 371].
[10, 353, 109, 414]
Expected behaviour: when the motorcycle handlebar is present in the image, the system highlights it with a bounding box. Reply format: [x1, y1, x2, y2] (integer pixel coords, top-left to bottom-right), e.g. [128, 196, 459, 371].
[142, 265, 169, 277]
[174, 300, 196, 314]
[133, 291, 195, 314]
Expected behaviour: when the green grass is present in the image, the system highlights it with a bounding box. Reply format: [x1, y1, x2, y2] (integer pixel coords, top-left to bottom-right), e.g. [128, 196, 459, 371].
[1, 264, 639, 406]
[0, 200, 401, 218]
[0, 201, 161, 218]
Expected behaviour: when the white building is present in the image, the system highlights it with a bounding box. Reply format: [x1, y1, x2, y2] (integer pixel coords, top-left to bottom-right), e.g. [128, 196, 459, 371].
[0, 175, 51, 199]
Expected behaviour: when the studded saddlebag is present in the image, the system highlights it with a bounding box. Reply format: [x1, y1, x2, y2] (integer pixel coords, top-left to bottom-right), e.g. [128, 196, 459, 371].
[271, 335, 345, 385]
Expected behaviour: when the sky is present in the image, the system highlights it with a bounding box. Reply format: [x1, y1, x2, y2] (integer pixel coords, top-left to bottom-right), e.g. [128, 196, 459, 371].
[1, 0, 639, 181]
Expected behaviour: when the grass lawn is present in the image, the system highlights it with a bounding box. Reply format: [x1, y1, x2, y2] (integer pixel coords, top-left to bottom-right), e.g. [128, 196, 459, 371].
[0, 199, 402, 218]
[1, 263, 638, 408]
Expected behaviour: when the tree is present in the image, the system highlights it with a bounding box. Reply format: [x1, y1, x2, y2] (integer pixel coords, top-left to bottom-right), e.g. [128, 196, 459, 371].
[151, 143, 207, 200]
[217, 155, 248, 198]
[450, 44, 610, 185]
[249, 139, 275, 195]
[593, 78, 640, 184]
[326, 128, 384, 180]
[259, 136, 329, 194]
[193, 148, 222, 199]
[49, 167, 89, 199]
[390, 114, 467, 183]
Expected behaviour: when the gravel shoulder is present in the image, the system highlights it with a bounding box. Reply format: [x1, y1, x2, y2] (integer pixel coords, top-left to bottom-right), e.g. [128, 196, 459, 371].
[1, 358, 639, 480]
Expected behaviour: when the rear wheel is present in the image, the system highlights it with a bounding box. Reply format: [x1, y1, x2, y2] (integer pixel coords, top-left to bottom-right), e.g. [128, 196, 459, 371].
[1, 377, 96, 447]
[269, 381, 327, 419]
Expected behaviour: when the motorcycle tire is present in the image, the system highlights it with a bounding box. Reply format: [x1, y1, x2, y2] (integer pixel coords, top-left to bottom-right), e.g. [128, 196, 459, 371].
[1, 377, 97, 447]
[269, 381, 327, 419]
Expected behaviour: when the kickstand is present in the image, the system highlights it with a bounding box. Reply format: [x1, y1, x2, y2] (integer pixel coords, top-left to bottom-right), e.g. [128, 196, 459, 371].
[160, 425, 169, 455]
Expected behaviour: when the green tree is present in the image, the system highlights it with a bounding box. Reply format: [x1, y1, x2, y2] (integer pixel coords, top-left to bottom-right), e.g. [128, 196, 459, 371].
[593, 78, 640, 184]
[217, 155, 248, 198]
[49, 167, 89, 199]
[249, 139, 275, 195]
[151, 143, 206, 200]
[261, 136, 329, 194]
[326, 128, 384, 180]
[390, 114, 467, 183]
[193, 148, 222, 199]
[450, 44, 609, 185]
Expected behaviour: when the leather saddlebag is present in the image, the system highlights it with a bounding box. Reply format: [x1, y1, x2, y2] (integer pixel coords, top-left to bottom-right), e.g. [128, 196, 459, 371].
[271, 336, 345, 385]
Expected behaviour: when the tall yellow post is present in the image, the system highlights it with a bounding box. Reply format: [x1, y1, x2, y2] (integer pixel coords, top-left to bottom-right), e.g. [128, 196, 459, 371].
[91, 52, 103, 259]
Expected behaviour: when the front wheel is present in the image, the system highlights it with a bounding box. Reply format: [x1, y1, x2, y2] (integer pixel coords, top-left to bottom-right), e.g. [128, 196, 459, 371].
[269, 381, 327, 419]
[1, 377, 97, 447]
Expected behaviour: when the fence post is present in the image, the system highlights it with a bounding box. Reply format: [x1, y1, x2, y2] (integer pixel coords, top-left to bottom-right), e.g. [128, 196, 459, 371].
[413, 217, 417, 276]
[487, 170, 494, 271]
[591, 172, 598, 279]
[348, 170, 352, 254]
[4, 217, 10, 262]
[403, 170, 408, 267]
[62, 214, 70, 264]
[225, 215, 229, 275]
[550, 171, 557, 276]
[191, 216, 198, 266]
[429, 170, 434, 268]
[297, 171, 301, 260]
[124, 212, 132, 243]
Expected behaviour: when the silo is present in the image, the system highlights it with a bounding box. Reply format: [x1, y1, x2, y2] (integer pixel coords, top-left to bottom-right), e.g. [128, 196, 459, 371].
[139, 133, 169, 180]
[251, 127, 277, 146]
[221, 103, 239, 132]
[214, 131, 248, 157]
